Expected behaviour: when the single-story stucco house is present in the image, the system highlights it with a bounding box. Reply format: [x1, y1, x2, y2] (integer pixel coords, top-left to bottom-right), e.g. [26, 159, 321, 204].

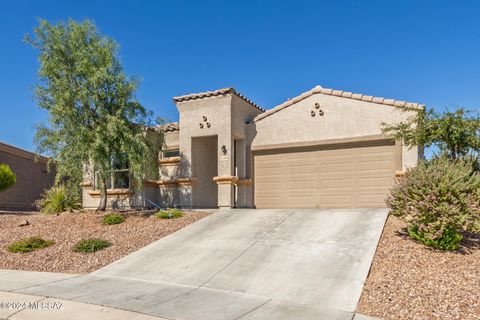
[81, 86, 424, 210]
[0, 142, 56, 211]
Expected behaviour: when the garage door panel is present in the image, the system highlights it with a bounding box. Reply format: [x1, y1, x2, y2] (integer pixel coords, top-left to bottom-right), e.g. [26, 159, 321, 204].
[358, 194, 389, 207]
[255, 160, 285, 169]
[320, 148, 354, 155]
[319, 179, 353, 188]
[255, 168, 286, 177]
[287, 195, 317, 203]
[358, 177, 393, 187]
[254, 141, 399, 208]
[357, 148, 392, 156]
[288, 155, 316, 163]
[320, 163, 354, 173]
[320, 171, 353, 179]
[287, 173, 316, 181]
[357, 187, 390, 195]
[320, 188, 355, 195]
[358, 160, 394, 171]
[320, 195, 355, 205]
[287, 181, 317, 190]
[288, 169, 317, 178]
[256, 196, 286, 206]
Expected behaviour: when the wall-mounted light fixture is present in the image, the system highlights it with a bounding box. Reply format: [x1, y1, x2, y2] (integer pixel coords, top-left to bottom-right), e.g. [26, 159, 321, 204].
[203, 116, 207, 122]
[199, 123, 204, 129]
[310, 110, 316, 117]
[315, 103, 320, 109]
[221, 145, 227, 154]
[319, 109, 324, 116]
[206, 122, 211, 128]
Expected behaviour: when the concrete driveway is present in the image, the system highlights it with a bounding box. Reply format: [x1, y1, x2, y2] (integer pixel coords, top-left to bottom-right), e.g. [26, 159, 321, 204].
[13, 208, 387, 320]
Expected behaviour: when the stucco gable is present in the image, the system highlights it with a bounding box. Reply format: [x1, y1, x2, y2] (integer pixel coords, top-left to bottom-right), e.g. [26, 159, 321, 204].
[254, 86, 425, 122]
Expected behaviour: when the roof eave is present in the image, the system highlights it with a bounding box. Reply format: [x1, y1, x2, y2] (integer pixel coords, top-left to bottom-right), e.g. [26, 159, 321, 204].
[254, 86, 425, 122]
[173, 88, 265, 112]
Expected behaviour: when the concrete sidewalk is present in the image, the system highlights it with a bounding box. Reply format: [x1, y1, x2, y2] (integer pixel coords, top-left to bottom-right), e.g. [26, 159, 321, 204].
[0, 291, 166, 320]
[0, 290, 380, 320]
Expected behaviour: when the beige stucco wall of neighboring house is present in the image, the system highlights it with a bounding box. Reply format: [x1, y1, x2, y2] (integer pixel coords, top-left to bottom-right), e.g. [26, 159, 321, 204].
[0, 143, 56, 211]
[252, 92, 421, 170]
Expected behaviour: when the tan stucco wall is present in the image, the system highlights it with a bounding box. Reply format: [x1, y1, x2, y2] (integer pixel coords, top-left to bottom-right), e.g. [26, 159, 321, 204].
[81, 189, 145, 210]
[176, 95, 233, 207]
[176, 94, 262, 208]
[252, 93, 420, 170]
[0, 147, 56, 210]
[159, 131, 180, 180]
[81, 130, 176, 210]
[163, 131, 179, 150]
[191, 136, 218, 207]
[231, 95, 263, 207]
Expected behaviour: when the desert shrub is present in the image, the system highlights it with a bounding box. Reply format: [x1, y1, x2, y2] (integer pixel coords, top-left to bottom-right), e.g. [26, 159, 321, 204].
[0, 164, 16, 192]
[102, 213, 125, 225]
[35, 185, 81, 214]
[73, 238, 111, 253]
[388, 156, 480, 250]
[155, 208, 183, 219]
[7, 236, 54, 253]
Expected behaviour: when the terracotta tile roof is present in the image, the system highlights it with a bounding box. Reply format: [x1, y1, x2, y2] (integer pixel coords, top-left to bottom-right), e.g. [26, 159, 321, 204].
[254, 85, 425, 122]
[154, 122, 180, 132]
[173, 88, 265, 112]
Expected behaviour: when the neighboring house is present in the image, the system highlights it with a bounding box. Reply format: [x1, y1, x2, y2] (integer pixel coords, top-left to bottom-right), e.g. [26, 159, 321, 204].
[81, 86, 424, 209]
[0, 142, 56, 211]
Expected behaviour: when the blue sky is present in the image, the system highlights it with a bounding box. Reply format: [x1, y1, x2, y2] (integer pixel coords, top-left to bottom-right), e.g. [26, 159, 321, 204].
[1, 0, 479, 152]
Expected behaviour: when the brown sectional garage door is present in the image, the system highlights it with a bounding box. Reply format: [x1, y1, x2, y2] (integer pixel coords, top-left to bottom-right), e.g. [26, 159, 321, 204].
[254, 140, 400, 208]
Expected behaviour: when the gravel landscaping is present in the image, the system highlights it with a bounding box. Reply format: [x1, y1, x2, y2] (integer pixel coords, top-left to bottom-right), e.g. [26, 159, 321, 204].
[358, 215, 480, 320]
[0, 210, 210, 273]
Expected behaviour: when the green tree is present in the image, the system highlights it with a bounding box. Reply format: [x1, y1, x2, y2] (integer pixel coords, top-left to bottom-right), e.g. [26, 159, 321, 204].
[0, 164, 16, 192]
[382, 107, 480, 159]
[26, 19, 157, 211]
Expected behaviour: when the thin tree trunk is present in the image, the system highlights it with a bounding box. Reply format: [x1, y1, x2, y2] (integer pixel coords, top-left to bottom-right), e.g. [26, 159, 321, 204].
[451, 147, 457, 160]
[97, 175, 107, 211]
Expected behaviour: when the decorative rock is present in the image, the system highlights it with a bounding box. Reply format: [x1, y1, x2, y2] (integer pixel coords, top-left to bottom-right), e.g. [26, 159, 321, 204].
[18, 220, 30, 227]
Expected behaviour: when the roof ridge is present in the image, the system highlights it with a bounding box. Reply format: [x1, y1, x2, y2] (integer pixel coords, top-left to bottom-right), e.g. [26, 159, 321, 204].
[173, 88, 264, 112]
[254, 86, 425, 122]
[154, 122, 180, 132]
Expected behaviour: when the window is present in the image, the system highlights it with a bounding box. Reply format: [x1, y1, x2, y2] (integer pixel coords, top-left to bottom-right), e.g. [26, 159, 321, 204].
[95, 154, 130, 189]
[162, 149, 180, 158]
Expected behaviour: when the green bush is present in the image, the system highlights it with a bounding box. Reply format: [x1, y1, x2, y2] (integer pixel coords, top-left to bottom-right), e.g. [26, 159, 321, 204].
[7, 236, 54, 253]
[155, 208, 183, 219]
[387, 156, 480, 250]
[0, 164, 16, 192]
[35, 185, 81, 214]
[102, 213, 125, 225]
[73, 238, 111, 253]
